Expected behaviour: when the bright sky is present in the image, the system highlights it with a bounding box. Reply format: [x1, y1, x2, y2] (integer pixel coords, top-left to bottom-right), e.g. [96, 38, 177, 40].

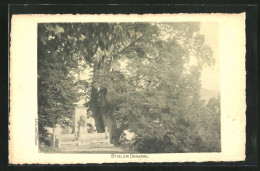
[200, 22, 219, 91]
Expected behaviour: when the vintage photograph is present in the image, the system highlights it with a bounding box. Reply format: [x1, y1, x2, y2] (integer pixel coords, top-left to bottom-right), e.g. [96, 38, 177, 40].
[37, 22, 220, 153]
[10, 14, 246, 164]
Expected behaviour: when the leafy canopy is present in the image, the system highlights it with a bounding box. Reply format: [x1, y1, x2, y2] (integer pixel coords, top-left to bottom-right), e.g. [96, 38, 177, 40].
[38, 22, 220, 152]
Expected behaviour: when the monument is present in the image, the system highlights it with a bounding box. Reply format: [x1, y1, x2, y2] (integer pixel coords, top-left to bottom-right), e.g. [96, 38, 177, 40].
[54, 97, 114, 150]
[72, 97, 87, 134]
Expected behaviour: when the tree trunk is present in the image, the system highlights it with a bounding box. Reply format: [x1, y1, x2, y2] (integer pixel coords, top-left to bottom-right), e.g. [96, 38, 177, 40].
[93, 111, 105, 132]
[90, 62, 125, 141]
[102, 114, 113, 141]
[90, 86, 105, 133]
[90, 59, 114, 134]
[90, 59, 110, 133]
[111, 124, 128, 145]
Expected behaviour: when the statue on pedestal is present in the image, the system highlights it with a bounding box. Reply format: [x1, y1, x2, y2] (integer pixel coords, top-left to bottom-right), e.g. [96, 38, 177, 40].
[77, 115, 88, 140]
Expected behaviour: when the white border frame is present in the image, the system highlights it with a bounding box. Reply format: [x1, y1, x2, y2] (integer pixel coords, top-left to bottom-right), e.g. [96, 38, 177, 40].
[9, 13, 246, 164]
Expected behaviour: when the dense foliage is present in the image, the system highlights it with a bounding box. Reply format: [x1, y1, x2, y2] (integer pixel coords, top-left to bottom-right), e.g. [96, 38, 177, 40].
[38, 24, 80, 141]
[38, 22, 220, 152]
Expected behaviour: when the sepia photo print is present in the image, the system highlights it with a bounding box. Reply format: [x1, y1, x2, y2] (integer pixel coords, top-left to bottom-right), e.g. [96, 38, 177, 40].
[37, 22, 221, 154]
[9, 14, 246, 164]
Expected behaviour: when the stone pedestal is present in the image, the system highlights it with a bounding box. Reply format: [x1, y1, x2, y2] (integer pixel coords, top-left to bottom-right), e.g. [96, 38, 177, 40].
[72, 106, 87, 134]
[78, 125, 89, 140]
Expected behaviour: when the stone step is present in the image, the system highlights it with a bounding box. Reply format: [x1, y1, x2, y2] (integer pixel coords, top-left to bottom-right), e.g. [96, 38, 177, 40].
[60, 141, 114, 149]
[62, 143, 113, 149]
[59, 146, 124, 153]
[90, 143, 114, 148]
[78, 137, 108, 142]
[88, 133, 107, 139]
[57, 133, 107, 140]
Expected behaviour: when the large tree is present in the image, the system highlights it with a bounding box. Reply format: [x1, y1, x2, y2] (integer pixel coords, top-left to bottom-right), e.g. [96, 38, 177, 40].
[92, 23, 217, 152]
[38, 22, 220, 152]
